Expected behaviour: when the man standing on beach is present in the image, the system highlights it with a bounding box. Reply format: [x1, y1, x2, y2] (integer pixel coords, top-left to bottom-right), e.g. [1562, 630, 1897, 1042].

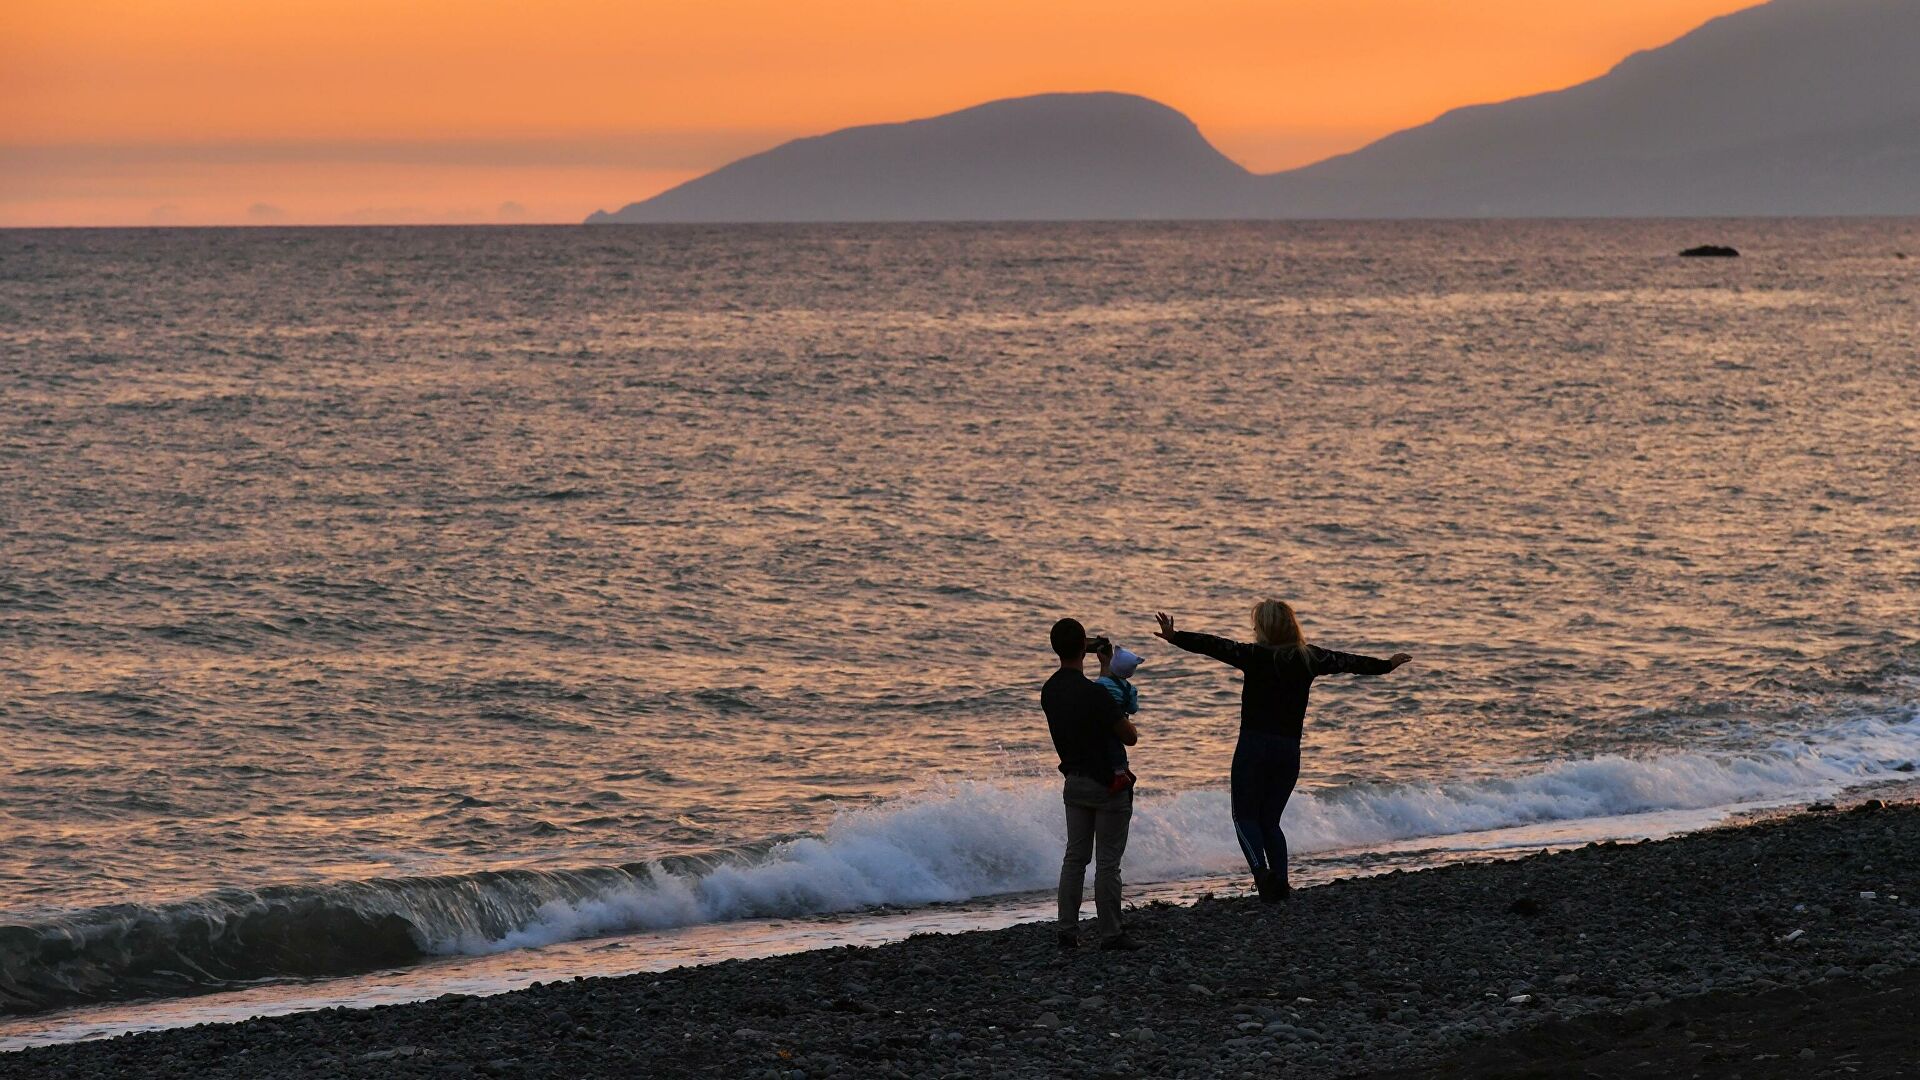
[1044, 617, 1142, 951]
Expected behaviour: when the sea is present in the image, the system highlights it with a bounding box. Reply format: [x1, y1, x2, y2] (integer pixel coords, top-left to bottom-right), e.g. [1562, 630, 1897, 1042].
[3, 220, 1918, 1047]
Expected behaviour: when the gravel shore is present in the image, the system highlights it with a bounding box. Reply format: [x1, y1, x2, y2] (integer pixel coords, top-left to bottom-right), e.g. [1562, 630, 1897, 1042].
[9, 800, 1917, 1079]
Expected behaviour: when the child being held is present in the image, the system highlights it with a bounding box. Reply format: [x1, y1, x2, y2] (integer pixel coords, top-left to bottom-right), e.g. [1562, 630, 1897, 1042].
[1096, 647, 1143, 793]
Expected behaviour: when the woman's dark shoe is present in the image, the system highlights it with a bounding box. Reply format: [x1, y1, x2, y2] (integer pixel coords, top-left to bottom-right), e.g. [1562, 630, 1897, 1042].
[1256, 872, 1291, 904]
[1057, 930, 1079, 949]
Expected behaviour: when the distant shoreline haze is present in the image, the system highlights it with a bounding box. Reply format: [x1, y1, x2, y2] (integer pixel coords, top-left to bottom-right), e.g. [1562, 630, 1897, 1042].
[590, 0, 1920, 223]
[5, 0, 1915, 225]
[12, 0, 1778, 227]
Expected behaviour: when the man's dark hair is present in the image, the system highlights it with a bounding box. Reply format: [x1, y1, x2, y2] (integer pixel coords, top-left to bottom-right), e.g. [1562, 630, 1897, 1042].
[1050, 617, 1086, 660]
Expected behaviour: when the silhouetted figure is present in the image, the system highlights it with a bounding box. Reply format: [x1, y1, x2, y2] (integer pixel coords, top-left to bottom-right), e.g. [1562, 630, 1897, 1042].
[1155, 602, 1411, 902]
[1043, 618, 1143, 950]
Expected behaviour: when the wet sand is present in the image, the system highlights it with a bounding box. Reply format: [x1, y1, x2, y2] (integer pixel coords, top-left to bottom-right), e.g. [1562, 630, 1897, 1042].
[8, 800, 1917, 1079]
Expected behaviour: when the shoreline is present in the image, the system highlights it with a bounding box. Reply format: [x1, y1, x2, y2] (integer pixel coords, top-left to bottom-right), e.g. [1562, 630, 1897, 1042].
[1, 795, 1851, 1048]
[8, 799, 1918, 1078]
[7, 778, 1853, 1034]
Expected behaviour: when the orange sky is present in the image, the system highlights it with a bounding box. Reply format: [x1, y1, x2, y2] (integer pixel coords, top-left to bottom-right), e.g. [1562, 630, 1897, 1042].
[3, 0, 1763, 226]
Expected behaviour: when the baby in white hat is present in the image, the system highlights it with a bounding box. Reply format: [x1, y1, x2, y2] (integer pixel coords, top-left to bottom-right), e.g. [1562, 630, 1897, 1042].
[1095, 647, 1143, 793]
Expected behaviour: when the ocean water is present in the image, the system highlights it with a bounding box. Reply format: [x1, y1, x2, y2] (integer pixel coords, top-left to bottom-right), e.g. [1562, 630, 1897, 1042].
[3, 221, 1918, 1037]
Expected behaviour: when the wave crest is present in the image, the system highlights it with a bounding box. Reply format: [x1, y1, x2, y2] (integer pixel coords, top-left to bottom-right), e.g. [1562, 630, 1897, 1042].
[4, 712, 1914, 1015]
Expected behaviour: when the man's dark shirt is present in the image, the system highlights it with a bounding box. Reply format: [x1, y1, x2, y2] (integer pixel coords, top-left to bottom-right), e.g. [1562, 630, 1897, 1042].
[1043, 668, 1124, 778]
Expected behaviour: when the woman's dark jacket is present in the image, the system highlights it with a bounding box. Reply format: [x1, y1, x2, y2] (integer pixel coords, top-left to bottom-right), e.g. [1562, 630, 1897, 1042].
[1167, 631, 1393, 740]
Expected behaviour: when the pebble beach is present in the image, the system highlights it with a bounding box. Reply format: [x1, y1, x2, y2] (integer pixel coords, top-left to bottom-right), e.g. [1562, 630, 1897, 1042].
[9, 798, 1917, 1079]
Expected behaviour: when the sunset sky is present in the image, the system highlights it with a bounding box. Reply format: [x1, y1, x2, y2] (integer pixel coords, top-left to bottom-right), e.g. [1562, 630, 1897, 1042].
[5, 0, 1764, 227]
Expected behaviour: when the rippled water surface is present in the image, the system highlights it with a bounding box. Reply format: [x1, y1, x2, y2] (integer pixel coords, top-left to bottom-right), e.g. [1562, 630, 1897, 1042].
[2, 221, 1918, 1015]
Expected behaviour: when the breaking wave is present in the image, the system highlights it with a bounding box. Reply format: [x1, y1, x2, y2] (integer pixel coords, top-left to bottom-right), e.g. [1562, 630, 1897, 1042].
[5, 711, 1915, 1015]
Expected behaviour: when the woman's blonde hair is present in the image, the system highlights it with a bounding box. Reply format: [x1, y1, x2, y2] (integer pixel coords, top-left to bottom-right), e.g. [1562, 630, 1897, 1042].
[1252, 599, 1307, 648]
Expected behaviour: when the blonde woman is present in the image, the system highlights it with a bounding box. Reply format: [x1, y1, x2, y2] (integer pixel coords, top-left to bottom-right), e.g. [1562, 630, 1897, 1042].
[1154, 602, 1410, 903]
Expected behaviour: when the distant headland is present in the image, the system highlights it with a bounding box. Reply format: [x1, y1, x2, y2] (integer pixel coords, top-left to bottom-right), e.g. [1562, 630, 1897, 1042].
[589, 0, 1920, 223]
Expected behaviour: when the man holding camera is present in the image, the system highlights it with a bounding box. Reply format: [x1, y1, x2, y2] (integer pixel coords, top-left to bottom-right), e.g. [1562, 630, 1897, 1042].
[1044, 617, 1143, 952]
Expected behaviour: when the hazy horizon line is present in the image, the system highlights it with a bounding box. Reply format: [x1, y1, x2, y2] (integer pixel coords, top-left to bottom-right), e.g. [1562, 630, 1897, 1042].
[0, 94, 1406, 227]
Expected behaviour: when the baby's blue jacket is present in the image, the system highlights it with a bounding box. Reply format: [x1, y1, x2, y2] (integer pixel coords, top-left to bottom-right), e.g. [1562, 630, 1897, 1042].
[1094, 674, 1138, 775]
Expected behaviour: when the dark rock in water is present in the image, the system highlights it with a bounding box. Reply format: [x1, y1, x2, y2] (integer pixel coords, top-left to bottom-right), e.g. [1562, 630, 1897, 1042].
[1807, 801, 1838, 812]
[1680, 245, 1741, 257]
[1850, 798, 1886, 814]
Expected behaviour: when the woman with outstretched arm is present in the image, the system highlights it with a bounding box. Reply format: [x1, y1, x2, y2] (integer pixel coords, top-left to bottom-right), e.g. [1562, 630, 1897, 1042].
[1154, 601, 1411, 903]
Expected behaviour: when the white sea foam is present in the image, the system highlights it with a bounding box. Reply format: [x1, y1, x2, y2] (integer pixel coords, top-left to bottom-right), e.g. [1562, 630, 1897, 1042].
[434, 712, 1920, 956]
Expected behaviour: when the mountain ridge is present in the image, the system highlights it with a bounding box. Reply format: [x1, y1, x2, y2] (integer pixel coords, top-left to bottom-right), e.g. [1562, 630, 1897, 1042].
[590, 0, 1920, 222]
[587, 92, 1264, 223]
